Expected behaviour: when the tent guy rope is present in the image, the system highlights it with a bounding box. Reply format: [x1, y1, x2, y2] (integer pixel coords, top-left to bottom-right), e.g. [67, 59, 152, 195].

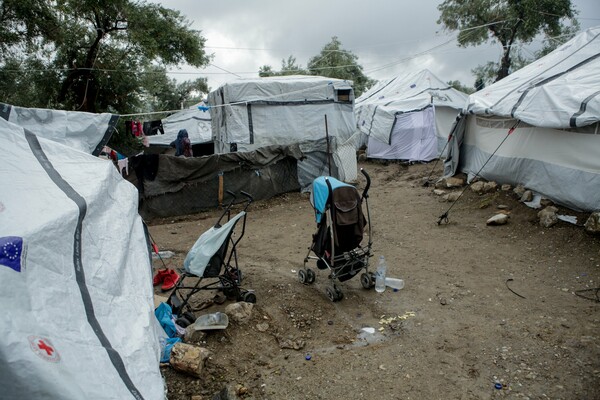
[437, 119, 521, 225]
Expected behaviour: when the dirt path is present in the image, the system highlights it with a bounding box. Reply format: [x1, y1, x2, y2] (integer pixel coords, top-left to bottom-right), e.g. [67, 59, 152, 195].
[148, 161, 600, 400]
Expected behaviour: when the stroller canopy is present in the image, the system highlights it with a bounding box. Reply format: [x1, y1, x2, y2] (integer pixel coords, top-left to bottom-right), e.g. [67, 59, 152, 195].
[310, 176, 354, 223]
[184, 211, 246, 277]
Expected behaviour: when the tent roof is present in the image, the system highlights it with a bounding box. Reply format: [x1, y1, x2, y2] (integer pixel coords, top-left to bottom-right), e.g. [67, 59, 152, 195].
[466, 26, 600, 129]
[147, 101, 212, 146]
[0, 102, 117, 155]
[355, 69, 468, 110]
[212, 75, 354, 103]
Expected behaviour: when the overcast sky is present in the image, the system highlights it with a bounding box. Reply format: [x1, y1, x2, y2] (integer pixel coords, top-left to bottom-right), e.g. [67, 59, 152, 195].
[154, 0, 600, 93]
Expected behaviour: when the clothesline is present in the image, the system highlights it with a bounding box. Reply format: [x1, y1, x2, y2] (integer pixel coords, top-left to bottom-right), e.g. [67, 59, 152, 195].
[119, 83, 336, 117]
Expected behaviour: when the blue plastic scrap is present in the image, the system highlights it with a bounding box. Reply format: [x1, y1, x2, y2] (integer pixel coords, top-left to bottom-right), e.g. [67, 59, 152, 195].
[160, 337, 181, 363]
[155, 302, 178, 338]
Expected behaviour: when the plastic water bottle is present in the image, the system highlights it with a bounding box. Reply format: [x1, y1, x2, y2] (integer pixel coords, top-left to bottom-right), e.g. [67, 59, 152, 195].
[385, 277, 405, 290]
[375, 256, 387, 293]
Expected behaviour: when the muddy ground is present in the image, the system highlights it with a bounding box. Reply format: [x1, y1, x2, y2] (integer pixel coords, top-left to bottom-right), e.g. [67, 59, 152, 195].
[147, 160, 600, 400]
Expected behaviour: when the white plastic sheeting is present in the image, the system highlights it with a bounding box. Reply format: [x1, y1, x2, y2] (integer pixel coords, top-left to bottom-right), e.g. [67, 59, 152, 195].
[208, 75, 355, 153]
[466, 26, 600, 129]
[0, 118, 165, 399]
[147, 102, 212, 146]
[367, 105, 437, 162]
[355, 69, 467, 160]
[0, 103, 117, 155]
[454, 116, 600, 212]
[443, 27, 600, 212]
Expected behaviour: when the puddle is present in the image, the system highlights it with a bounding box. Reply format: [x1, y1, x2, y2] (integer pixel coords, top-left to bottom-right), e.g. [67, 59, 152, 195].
[355, 328, 387, 346]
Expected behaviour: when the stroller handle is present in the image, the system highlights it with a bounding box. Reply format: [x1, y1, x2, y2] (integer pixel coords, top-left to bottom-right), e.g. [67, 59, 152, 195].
[360, 168, 371, 199]
[240, 191, 253, 211]
[240, 191, 253, 202]
[226, 190, 237, 200]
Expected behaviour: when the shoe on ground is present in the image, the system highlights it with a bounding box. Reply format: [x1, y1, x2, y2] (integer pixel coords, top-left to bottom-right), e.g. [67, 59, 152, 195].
[161, 269, 181, 291]
[153, 269, 170, 286]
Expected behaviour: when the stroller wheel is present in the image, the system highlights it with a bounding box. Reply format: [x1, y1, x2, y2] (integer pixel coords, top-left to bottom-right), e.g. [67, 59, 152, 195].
[223, 285, 240, 299]
[334, 284, 344, 300]
[298, 269, 307, 284]
[326, 285, 343, 302]
[361, 272, 374, 290]
[326, 286, 337, 302]
[306, 268, 316, 284]
[241, 291, 257, 304]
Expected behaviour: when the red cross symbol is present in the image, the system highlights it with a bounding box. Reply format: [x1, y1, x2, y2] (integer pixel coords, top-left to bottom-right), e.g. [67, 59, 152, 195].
[37, 340, 54, 356]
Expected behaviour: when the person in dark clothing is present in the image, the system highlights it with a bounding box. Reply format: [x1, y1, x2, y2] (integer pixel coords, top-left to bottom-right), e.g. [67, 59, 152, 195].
[170, 129, 193, 157]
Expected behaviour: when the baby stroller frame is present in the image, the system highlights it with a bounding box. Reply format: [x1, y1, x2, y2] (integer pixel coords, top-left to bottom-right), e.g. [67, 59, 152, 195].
[167, 191, 255, 316]
[300, 168, 374, 301]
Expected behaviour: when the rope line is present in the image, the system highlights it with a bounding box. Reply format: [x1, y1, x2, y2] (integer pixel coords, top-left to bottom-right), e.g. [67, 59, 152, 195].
[437, 120, 521, 225]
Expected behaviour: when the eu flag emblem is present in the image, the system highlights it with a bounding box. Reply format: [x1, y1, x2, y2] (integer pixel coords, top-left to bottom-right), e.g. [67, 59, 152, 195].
[0, 236, 26, 272]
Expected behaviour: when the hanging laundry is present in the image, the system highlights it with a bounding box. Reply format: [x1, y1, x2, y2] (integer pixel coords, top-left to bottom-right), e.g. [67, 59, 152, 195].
[125, 120, 144, 137]
[117, 158, 129, 176]
[143, 120, 165, 136]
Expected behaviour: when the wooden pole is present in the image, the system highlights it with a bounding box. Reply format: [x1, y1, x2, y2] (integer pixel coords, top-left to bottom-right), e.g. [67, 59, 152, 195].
[218, 172, 224, 207]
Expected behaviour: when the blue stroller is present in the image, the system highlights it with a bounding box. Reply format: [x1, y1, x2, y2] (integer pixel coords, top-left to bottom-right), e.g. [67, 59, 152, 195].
[299, 169, 374, 301]
[167, 191, 255, 316]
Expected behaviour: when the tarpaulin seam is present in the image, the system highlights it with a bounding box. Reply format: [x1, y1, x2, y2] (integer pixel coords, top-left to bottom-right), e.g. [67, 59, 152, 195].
[511, 51, 600, 119]
[24, 130, 145, 400]
[508, 32, 600, 119]
[246, 103, 254, 144]
[569, 90, 600, 128]
[92, 114, 120, 156]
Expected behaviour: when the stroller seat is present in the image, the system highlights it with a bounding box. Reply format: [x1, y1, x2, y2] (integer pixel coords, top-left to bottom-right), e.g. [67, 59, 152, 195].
[167, 191, 256, 316]
[300, 169, 374, 301]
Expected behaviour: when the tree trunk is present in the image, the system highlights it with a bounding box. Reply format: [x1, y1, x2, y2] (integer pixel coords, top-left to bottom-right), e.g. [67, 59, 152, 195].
[496, 48, 511, 82]
[58, 29, 104, 112]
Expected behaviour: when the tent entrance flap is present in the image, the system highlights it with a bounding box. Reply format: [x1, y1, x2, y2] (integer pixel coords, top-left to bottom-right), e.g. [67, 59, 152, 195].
[367, 106, 437, 162]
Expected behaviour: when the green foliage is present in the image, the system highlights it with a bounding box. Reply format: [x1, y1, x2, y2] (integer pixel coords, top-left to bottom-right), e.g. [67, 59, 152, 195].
[258, 65, 275, 77]
[139, 66, 208, 112]
[471, 47, 533, 86]
[437, 0, 579, 82]
[447, 80, 475, 94]
[0, 0, 60, 56]
[307, 37, 374, 97]
[0, 0, 211, 115]
[259, 55, 307, 77]
[258, 37, 374, 96]
[474, 76, 485, 91]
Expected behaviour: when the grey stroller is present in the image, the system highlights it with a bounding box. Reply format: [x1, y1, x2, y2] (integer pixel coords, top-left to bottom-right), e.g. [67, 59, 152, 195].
[167, 191, 255, 316]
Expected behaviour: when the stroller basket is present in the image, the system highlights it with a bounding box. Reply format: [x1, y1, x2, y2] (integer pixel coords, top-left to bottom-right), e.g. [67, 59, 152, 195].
[300, 169, 374, 301]
[167, 191, 256, 315]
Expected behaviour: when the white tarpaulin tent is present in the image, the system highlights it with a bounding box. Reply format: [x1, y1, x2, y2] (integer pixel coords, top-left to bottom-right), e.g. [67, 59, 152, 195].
[355, 69, 468, 161]
[0, 103, 118, 155]
[146, 102, 212, 147]
[444, 26, 600, 212]
[0, 106, 165, 399]
[208, 75, 359, 187]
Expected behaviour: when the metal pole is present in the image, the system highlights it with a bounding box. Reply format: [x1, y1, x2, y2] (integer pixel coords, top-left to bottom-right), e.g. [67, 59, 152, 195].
[324, 114, 331, 176]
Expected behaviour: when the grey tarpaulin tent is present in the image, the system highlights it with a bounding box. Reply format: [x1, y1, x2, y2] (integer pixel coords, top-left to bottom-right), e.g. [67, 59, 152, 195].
[207, 75, 359, 188]
[444, 26, 600, 212]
